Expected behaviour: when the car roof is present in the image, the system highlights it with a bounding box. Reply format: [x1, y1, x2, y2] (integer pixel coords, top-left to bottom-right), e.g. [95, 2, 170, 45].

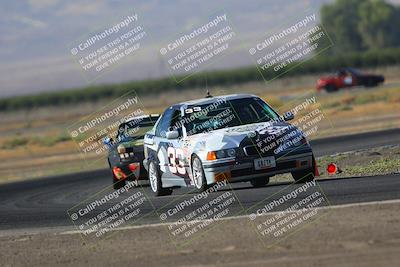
[124, 114, 159, 124]
[339, 67, 360, 73]
[176, 93, 258, 107]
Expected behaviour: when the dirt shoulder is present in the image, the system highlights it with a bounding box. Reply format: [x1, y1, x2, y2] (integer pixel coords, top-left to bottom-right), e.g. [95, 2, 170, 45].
[1, 200, 400, 267]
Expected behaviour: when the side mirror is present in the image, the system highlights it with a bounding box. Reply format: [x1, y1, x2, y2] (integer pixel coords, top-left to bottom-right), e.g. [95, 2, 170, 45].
[166, 130, 179, 139]
[103, 136, 114, 148]
[284, 112, 294, 121]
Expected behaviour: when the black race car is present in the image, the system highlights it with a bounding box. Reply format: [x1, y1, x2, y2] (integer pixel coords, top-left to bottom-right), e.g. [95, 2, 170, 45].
[104, 114, 160, 189]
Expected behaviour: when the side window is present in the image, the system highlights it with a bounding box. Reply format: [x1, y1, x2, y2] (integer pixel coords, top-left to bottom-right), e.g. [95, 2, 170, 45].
[155, 108, 174, 137]
[170, 110, 183, 136]
[116, 124, 124, 141]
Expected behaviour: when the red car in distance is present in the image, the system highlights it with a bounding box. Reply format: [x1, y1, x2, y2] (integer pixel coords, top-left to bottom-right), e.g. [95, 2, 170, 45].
[316, 68, 385, 93]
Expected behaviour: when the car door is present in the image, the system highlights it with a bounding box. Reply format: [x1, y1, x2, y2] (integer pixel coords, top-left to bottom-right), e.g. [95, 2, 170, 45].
[339, 70, 356, 87]
[154, 107, 188, 187]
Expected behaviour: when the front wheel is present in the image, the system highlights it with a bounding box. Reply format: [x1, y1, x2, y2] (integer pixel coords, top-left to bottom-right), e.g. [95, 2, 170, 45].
[148, 161, 172, 196]
[291, 160, 316, 183]
[325, 84, 338, 93]
[192, 156, 208, 192]
[291, 156, 317, 183]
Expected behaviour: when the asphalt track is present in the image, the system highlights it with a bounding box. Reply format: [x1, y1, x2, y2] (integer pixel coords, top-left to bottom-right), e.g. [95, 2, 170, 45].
[0, 128, 399, 232]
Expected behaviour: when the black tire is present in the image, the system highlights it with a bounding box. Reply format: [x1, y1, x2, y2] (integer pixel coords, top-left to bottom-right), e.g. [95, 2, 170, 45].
[250, 177, 270, 188]
[292, 155, 317, 183]
[291, 158, 316, 183]
[148, 161, 172, 196]
[365, 79, 378, 88]
[191, 155, 208, 192]
[325, 84, 338, 93]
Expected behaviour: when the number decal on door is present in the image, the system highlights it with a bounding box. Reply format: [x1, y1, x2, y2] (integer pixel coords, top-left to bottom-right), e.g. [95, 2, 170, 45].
[167, 147, 186, 175]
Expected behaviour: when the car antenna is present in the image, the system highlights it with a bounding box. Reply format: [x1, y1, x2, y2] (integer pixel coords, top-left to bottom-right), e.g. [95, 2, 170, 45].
[205, 74, 213, 98]
[205, 89, 213, 98]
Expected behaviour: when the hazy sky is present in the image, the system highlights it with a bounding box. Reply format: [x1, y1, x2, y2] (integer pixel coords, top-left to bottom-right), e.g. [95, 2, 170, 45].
[0, 0, 398, 98]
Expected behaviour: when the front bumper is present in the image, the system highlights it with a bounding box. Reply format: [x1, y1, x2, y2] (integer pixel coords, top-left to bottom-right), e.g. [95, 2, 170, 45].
[202, 148, 314, 184]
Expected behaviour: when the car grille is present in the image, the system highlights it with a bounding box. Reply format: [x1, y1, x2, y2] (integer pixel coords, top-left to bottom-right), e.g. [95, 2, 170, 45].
[243, 145, 276, 157]
[243, 145, 258, 156]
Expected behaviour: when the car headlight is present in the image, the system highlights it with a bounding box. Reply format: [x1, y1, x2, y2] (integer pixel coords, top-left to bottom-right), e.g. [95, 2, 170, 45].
[207, 148, 236, 160]
[117, 145, 135, 159]
[227, 148, 236, 157]
[216, 150, 226, 158]
[117, 145, 126, 154]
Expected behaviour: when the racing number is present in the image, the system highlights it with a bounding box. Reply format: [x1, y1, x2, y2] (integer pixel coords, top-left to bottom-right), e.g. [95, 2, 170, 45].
[258, 126, 288, 136]
[167, 147, 186, 175]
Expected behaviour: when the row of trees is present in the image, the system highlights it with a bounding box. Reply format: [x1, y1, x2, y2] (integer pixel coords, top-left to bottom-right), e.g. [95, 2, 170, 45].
[1, 47, 399, 111]
[321, 0, 400, 52]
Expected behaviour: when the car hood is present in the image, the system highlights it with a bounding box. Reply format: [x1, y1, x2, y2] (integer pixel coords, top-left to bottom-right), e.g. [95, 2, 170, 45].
[187, 121, 303, 152]
[317, 76, 335, 83]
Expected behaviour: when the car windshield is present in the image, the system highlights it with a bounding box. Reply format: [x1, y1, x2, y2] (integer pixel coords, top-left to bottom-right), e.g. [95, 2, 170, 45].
[347, 68, 361, 75]
[337, 68, 361, 76]
[183, 97, 279, 136]
[117, 117, 157, 141]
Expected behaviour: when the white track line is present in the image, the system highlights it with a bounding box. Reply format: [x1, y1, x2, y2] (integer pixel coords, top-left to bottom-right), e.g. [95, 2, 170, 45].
[60, 198, 400, 235]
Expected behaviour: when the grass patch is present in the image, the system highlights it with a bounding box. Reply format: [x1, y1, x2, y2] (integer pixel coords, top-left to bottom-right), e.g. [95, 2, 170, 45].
[321, 86, 399, 112]
[345, 158, 400, 176]
[353, 93, 388, 105]
[339, 105, 353, 111]
[31, 134, 72, 147]
[1, 137, 29, 149]
[1, 134, 72, 149]
[321, 101, 341, 109]
[317, 146, 400, 178]
[318, 154, 348, 165]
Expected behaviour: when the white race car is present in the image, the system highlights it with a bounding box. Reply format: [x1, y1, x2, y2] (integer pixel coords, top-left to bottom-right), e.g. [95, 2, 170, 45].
[143, 94, 317, 196]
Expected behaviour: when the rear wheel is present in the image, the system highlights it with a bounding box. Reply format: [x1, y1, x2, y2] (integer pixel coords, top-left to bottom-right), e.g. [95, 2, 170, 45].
[365, 79, 378, 87]
[149, 161, 172, 196]
[192, 156, 208, 192]
[250, 177, 270, 188]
